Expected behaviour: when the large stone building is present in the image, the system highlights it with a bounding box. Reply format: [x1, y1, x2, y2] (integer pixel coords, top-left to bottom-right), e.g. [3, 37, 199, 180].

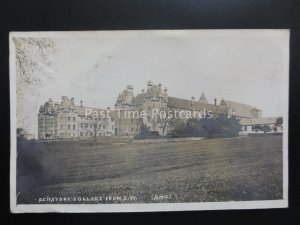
[114, 81, 267, 136]
[38, 96, 114, 139]
[38, 81, 282, 140]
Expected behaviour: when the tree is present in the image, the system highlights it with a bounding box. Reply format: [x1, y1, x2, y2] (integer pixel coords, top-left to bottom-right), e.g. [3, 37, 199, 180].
[157, 107, 183, 136]
[86, 119, 103, 139]
[13, 37, 56, 135]
[275, 117, 283, 127]
[172, 114, 242, 138]
[13, 37, 56, 85]
[262, 124, 271, 133]
[17, 128, 26, 141]
[156, 107, 173, 136]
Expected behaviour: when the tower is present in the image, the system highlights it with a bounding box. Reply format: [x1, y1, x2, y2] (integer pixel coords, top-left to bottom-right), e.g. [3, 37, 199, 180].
[199, 93, 208, 104]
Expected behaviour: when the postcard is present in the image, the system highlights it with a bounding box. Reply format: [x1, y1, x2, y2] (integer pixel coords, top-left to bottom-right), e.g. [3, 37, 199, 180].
[10, 30, 289, 212]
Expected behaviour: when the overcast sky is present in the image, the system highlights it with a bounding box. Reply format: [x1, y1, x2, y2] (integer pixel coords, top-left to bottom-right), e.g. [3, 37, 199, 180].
[14, 30, 289, 137]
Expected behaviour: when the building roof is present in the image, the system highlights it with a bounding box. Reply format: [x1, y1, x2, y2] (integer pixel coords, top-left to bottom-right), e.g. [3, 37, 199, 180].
[40, 97, 108, 117]
[239, 117, 280, 126]
[199, 93, 208, 104]
[145, 84, 164, 99]
[131, 93, 146, 106]
[74, 106, 106, 117]
[167, 97, 226, 114]
[219, 99, 259, 118]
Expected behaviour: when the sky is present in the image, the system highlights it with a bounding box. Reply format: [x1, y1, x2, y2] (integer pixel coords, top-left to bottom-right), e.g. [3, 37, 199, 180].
[13, 30, 290, 137]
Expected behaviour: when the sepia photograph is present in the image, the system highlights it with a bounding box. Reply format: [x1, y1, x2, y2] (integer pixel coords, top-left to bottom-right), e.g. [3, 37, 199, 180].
[9, 30, 289, 212]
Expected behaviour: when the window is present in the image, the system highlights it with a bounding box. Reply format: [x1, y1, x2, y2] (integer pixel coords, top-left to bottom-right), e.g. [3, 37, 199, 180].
[81, 123, 83, 129]
[90, 123, 92, 128]
[60, 124, 63, 130]
[68, 124, 71, 130]
[73, 117, 75, 121]
[103, 125, 106, 129]
[73, 125, 76, 130]
[68, 117, 71, 121]
[85, 123, 88, 128]
[80, 132, 83, 136]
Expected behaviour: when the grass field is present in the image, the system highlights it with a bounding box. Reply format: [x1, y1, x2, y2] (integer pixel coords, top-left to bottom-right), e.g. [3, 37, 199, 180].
[17, 135, 283, 204]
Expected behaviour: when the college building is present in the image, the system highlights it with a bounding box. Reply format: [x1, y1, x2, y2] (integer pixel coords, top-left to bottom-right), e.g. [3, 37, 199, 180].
[37, 81, 283, 140]
[38, 96, 114, 139]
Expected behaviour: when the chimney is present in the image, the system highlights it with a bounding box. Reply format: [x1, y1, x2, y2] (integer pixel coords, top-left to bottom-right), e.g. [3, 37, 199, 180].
[163, 87, 168, 95]
[80, 100, 83, 107]
[48, 98, 53, 106]
[61, 96, 67, 102]
[126, 85, 134, 95]
[191, 96, 195, 106]
[199, 93, 208, 104]
[147, 81, 153, 89]
[214, 98, 217, 106]
[127, 85, 133, 90]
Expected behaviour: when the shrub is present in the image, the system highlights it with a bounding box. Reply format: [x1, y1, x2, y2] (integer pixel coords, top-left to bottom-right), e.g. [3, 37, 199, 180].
[172, 114, 241, 138]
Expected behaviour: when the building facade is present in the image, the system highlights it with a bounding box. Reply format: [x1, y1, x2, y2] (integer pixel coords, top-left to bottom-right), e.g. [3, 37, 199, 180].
[114, 81, 265, 136]
[38, 81, 282, 140]
[239, 117, 283, 134]
[38, 96, 115, 139]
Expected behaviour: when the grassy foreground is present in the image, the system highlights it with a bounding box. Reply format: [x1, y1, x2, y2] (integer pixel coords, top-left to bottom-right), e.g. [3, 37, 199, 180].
[17, 135, 283, 204]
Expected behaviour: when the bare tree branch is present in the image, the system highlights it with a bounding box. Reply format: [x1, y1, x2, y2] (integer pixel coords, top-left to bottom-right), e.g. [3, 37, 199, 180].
[13, 37, 56, 86]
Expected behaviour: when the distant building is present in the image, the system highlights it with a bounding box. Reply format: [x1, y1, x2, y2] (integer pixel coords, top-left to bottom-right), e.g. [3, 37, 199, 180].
[38, 81, 282, 139]
[239, 117, 283, 133]
[219, 99, 262, 119]
[114, 81, 265, 136]
[38, 96, 114, 140]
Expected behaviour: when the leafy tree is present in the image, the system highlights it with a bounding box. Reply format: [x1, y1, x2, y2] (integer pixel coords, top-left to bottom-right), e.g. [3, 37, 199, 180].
[134, 124, 160, 139]
[275, 117, 283, 127]
[17, 128, 26, 141]
[172, 114, 241, 138]
[262, 124, 271, 133]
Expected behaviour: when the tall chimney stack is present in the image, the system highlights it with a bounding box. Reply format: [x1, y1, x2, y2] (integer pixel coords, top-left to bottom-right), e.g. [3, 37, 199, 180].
[163, 87, 168, 95]
[214, 98, 217, 106]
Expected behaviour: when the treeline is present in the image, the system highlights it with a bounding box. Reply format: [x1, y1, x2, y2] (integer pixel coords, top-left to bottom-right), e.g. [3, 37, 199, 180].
[171, 115, 241, 138]
[135, 115, 242, 139]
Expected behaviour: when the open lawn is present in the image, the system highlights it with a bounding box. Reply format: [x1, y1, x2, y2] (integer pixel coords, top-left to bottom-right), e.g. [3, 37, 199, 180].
[17, 135, 283, 204]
